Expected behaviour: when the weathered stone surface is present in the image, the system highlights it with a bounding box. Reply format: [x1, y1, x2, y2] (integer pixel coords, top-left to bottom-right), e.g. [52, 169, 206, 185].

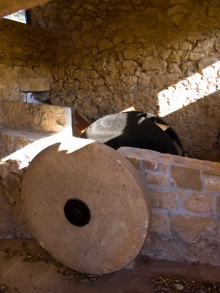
[152, 73, 179, 85]
[113, 35, 123, 45]
[198, 57, 219, 69]
[19, 78, 50, 92]
[216, 196, 220, 215]
[1, 133, 13, 151]
[0, 194, 15, 240]
[143, 160, 159, 170]
[146, 171, 169, 186]
[0, 162, 9, 178]
[150, 213, 171, 235]
[122, 60, 138, 68]
[142, 230, 220, 266]
[14, 137, 29, 150]
[1, 0, 220, 269]
[171, 166, 202, 191]
[123, 50, 139, 60]
[183, 193, 213, 213]
[167, 5, 188, 17]
[150, 188, 178, 210]
[99, 38, 113, 52]
[172, 215, 215, 243]
[138, 73, 150, 85]
[1, 0, 220, 163]
[125, 157, 140, 170]
[189, 52, 206, 61]
[22, 138, 151, 274]
[204, 176, 220, 193]
[142, 58, 166, 71]
[122, 76, 137, 85]
[51, 82, 63, 91]
[0, 100, 72, 134]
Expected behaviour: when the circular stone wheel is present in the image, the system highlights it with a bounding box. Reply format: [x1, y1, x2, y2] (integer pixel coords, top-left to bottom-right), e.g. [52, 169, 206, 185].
[21, 137, 151, 274]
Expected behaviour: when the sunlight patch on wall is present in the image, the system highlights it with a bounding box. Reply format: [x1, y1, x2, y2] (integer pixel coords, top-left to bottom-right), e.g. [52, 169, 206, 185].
[158, 61, 220, 117]
[3, 10, 27, 23]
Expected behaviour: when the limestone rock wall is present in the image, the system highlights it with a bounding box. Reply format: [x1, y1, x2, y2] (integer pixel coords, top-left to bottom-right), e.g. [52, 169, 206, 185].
[0, 18, 52, 100]
[0, 0, 220, 161]
[0, 160, 30, 240]
[29, 0, 220, 161]
[0, 101, 72, 240]
[119, 147, 220, 266]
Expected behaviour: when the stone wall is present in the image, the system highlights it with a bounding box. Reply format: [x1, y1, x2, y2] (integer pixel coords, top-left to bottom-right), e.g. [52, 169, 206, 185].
[1, 142, 220, 267]
[0, 18, 52, 100]
[28, 0, 220, 162]
[0, 159, 29, 240]
[0, 0, 220, 161]
[119, 147, 220, 266]
[0, 101, 72, 240]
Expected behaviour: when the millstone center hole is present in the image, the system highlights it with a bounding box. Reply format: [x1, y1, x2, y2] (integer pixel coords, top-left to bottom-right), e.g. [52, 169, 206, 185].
[64, 199, 91, 227]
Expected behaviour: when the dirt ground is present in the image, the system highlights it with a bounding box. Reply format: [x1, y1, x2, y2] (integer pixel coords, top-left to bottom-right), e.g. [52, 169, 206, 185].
[1, 238, 220, 293]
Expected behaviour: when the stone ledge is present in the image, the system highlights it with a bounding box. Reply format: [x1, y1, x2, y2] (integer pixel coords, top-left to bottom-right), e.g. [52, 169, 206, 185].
[118, 147, 220, 171]
[0, 100, 72, 135]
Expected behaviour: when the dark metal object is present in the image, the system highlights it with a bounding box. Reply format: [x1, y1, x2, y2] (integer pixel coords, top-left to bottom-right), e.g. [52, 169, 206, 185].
[64, 199, 91, 227]
[81, 111, 183, 155]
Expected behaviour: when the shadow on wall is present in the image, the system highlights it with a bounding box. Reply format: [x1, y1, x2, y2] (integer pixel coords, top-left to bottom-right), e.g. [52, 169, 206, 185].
[162, 91, 220, 162]
[157, 61, 220, 162]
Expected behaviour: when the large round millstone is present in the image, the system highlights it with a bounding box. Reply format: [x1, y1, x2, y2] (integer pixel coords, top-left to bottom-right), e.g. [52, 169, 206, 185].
[21, 138, 151, 274]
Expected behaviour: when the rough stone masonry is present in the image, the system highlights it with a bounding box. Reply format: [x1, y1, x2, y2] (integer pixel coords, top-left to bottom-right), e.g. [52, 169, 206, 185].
[119, 147, 220, 266]
[0, 0, 220, 161]
[0, 0, 220, 269]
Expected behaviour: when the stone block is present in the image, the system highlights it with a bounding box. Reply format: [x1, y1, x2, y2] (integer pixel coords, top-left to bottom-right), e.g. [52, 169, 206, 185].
[150, 188, 178, 210]
[152, 73, 179, 85]
[0, 211, 14, 240]
[146, 171, 169, 186]
[204, 176, 220, 193]
[123, 50, 139, 60]
[138, 73, 150, 85]
[171, 166, 202, 191]
[0, 100, 72, 135]
[177, 189, 187, 201]
[198, 57, 219, 70]
[51, 82, 63, 91]
[0, 195, 14, 240]
[122, 60, 138, 68]
[0, 162, 9, 179]
[150, 213, 171, 235]
[122, 76, 137, 85]
[143, 160, 168, 171]
[99, 38, 113, 52]
[167, 5, 188, 17]
[167, 51, 183, 62]
[19, 78, 50, 92]
[142, 57, 166, 71]
[143, 160, 159, 170]
[113, 35, 123, 45]
[126, 157, 140, 170]
[183, 193, 213, 213]
[172, 215, 215, 243]
[2, 133, 13, 152]
[14, 137, 29, 150]
[216, 196, 220, 214]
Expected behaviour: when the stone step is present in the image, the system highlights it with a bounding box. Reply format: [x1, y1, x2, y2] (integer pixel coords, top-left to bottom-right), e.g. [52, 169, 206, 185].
[0, 100, 72, 135]
[0, 100, 72, 163]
